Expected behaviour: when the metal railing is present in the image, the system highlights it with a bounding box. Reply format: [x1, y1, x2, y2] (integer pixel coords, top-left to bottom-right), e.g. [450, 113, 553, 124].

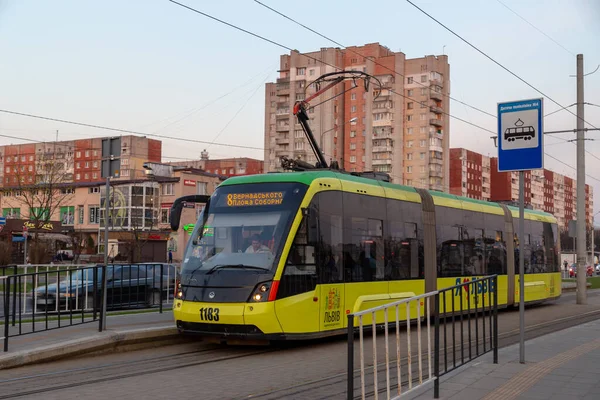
[1, 263, 179, 352]
[347, 275, 498, 399]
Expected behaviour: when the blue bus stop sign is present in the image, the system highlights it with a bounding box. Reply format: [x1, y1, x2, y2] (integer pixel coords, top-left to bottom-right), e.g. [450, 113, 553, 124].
[0, 217, 5, 225]
[498, 98, 544, 172]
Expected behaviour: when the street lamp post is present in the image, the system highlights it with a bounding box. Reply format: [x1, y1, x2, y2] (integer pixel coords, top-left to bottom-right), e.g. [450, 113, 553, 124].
[319, 117, 358, 153]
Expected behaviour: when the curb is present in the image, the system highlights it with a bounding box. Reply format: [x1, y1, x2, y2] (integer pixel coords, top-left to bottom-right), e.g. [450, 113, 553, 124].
[0, 325, 182, 370]
[562, 283, 592, 292]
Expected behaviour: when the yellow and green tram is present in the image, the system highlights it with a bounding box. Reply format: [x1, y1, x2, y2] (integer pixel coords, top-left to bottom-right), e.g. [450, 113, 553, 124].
[172, 170, 560, 340]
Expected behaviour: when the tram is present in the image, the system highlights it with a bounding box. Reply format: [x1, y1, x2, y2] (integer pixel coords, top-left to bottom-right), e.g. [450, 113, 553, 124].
[170, 70, 560, 341]
[170, 170, 561, 341]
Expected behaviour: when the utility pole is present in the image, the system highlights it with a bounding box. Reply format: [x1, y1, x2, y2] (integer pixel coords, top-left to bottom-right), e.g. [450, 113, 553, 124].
[576, 54, 587, 305]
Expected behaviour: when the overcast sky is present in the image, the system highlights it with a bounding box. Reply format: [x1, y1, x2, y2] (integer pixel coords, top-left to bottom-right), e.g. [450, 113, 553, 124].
[1, 0, 599, 212]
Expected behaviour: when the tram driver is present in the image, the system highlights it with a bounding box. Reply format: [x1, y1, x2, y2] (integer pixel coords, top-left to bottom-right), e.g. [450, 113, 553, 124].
[245, 234, 271, 254]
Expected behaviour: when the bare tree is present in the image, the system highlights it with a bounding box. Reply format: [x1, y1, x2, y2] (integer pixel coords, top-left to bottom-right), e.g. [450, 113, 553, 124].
[6, 144, 75, 263]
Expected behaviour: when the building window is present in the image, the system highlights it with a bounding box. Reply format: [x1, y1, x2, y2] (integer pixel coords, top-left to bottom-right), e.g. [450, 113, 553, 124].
[309, 69, 315, 76]
[421, 75, 427, 83]
[93, 161, 98, 168]
[350, 143, 356, 150]
[93, 172, 98, 179]
[351, 105, 356, 112]
[85, 150, 90, 157]
[89, 187, 100, 194]
[407, 153, 413, 160]
[407, 127, 413, 135]
[420, 152, 425, 160]
[296, 67, 306, 76]
[407, 140, 413, 148]
[160, 208, 170, 224]
[121, 158, 129, 166]
[89, 206, 100, 224]
[407, 77, 413, 84]
[93, 150, 98, 157]
[76, 162, 80, 169]
[29, 155, 34, 161]
[420, 165, 426, 173]
[350, 131, 356, 138]
[78, 206, 84, 225]
[420, 113, 427, 121]
[420, 140, 426, 147]
[162, 183, 174, 195]
[197, 182, 208, 195]
[76, 174, 81, 180]
[407, 102, 414, 109]
[351, 93, 356, 100]
[85, 162, 90, 168]
[407, 115, 413, 122]
[350, 156, 356, 163]
[407, 89, 413, 96]
[84, 173, 89, 179]
[421, 88, 427, 95]
[407, 166, 412, 173]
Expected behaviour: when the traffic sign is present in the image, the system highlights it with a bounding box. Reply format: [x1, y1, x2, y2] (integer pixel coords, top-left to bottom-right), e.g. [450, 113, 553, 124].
[0, 216, 5, 225]
[497, 98, 544, 172]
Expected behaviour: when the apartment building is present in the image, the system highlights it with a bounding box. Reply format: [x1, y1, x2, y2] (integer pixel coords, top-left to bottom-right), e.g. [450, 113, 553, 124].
[264, 43, 450, 190]
[168, 150, 264, 177]
[0, 135, 162, 188]
[489, 157, 593, 228]
[449, 148, 491, 200]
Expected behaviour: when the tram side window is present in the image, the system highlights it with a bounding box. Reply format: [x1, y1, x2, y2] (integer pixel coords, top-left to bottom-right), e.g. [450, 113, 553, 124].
[437, 206, 467, 277]
[529, 221, 546, 273]
[462, 211, 486, 276]
[277, 206, 317, 300]
[513, 218, 533, 274]
[484, 213, 507, 275]
[385, 198, 424, 280]
[543, 222, 559, 272]
[343, 193, 386, 282]
[315, 191, 344, 284]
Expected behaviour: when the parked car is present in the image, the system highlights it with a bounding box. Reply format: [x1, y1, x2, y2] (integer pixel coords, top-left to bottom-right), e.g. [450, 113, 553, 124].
[33, 264, 172, 311]
[569, 263, 594, 278]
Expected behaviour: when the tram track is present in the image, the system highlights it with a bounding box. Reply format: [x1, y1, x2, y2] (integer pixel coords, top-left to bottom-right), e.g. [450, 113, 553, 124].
[0, 345, 278, 399]
[247, 306, 600, 400]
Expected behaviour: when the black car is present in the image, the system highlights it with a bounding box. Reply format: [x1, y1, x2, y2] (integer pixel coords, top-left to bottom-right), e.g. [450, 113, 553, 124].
[33, 264, 172, 311]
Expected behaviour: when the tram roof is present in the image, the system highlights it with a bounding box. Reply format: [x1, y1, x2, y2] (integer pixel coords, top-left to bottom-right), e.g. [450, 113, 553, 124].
[220, 171, 556, 223]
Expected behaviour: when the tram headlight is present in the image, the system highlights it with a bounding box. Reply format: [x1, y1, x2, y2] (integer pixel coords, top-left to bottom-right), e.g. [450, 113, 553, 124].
[176, 282, 183, 300]
[249, 281, 278, 302]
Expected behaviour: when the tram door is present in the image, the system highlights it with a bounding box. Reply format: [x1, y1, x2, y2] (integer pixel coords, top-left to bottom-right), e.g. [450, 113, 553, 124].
[317, 213, 346, 332]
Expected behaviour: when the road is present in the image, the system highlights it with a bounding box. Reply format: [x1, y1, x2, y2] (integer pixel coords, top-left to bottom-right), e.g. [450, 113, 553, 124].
[2, 291, 600, 400]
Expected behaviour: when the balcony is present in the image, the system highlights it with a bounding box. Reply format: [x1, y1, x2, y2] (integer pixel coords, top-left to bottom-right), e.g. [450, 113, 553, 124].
[430, 144, 443, 153]
[430, 78, 443, 87]
[275, 150, 290, 157]
[276, 113, 289, 120]
[275, 137, 290, 145]
[430, 90, 443, 101]
[276, 124, 290, 132]
[372, 145, 393, 153]
[430, 106, 443, 114]
[373, 119, 392, 127]
[429, 169, 443, 178]
[430, 157, 443, 165]
[372, 159, 392, 166]
[430, 119, 443, 127]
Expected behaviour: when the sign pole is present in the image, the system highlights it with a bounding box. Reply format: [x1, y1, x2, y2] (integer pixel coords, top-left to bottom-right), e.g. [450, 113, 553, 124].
[23, 227, 28, 265]
[519, 170, 525, 364]
[101, 176, 110, 331]
[497, 97, 544, 366]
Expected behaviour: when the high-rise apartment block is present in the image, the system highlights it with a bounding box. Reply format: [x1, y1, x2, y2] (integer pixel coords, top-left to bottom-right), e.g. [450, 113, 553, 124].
[264, 43, 450, 190]
[449, 147, 593, 229]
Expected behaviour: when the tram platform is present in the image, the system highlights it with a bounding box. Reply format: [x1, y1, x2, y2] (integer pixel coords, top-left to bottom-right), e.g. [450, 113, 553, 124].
[408, 318, 600, 399]
[0, 310, 178, 370]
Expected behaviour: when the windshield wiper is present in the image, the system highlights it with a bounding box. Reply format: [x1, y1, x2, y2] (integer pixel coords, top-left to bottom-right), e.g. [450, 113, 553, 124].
[206, 264, 270, 275]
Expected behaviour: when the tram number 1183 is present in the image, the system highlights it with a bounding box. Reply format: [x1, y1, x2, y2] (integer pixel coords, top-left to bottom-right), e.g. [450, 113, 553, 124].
[199, 307, 220, 322]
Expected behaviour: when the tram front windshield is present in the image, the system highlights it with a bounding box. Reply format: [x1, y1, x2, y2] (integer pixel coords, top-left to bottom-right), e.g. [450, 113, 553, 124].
[181, 182, 307, 277]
